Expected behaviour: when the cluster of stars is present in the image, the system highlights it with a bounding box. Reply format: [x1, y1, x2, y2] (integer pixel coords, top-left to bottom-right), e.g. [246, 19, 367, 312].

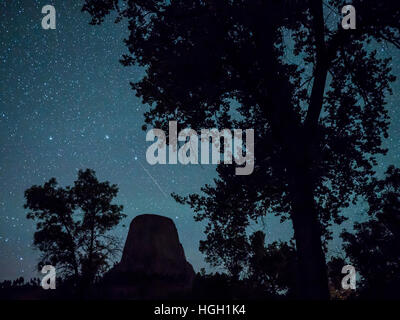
[1, 0, 400, 283]
[0, 0, 212, 281]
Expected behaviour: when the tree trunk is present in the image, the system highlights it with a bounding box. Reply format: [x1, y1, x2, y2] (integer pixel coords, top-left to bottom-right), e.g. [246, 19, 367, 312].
[289, 166, 330, 299]
[284, 0, 330, 300]
[87, 219, 95, 284]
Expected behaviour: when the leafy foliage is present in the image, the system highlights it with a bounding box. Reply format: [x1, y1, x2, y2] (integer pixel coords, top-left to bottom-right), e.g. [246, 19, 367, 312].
[342, 165, 400, 298]
[81, 0, 400, 298]
[247, 232, 297, 295]
[24, 169, 126, 285]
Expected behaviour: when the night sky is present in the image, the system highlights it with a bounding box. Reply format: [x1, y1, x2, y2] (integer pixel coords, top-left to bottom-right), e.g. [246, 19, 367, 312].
[1, 1, 400, 282]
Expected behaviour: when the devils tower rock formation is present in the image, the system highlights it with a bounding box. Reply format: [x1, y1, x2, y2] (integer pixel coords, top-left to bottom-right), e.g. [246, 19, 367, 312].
[117, 214, 195, 279]
[102, 214, 195, 299]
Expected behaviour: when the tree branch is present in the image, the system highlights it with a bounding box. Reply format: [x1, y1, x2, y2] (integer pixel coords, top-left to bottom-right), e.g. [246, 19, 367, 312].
[304, 0, 329, 132]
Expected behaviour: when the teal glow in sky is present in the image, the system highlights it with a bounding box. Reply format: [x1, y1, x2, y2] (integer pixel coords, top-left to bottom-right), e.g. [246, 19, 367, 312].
[1, 0, 400, 281]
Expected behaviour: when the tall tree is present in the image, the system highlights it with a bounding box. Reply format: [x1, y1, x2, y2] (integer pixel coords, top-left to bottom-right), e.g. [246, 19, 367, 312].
[25, 169, 125, 286]
[81, 0, 400, 298]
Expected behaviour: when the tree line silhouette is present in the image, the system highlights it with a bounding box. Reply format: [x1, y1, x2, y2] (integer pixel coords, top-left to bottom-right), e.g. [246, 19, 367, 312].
[0, 164, 399, 299]
[1, 0, 400, 300]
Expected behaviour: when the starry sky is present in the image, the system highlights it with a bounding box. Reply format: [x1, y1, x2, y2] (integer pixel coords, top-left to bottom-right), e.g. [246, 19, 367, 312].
[1, 1, 400, 282]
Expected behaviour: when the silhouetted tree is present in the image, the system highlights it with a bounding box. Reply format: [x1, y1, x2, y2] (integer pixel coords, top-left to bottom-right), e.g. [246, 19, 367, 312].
[81, 0, 400, 298]
[12, 277, 25, 287]
[342, 165, 400, 298]
[247, 231, 297, 296]
[0, 280, 12, 289]
[177, 191, 251, 280]
[24, 169, 126, 287]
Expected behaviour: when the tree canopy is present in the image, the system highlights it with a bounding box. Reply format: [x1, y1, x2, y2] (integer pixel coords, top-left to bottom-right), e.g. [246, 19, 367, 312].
[81, 0, 400, 298]
[24, 169, 126, 286]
